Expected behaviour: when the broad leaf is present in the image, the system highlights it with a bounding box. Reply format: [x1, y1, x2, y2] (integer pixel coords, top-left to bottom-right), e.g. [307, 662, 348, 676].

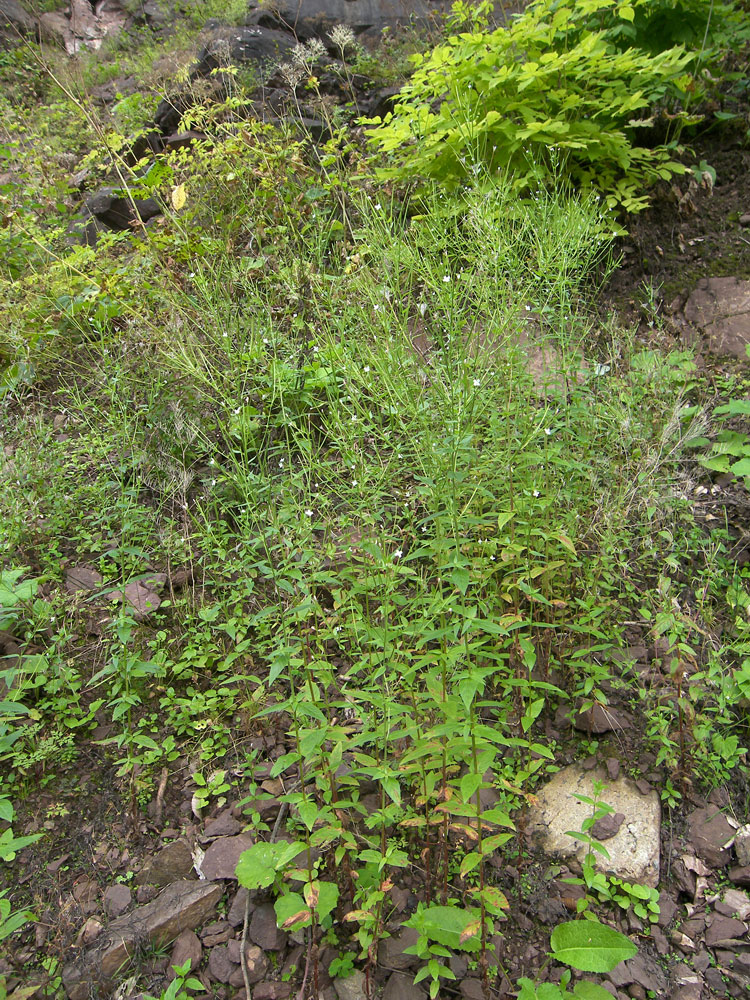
[550, 920, 637, 972]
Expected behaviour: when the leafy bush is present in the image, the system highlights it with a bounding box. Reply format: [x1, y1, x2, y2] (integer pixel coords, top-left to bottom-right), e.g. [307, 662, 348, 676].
[366, 0, 698, 211]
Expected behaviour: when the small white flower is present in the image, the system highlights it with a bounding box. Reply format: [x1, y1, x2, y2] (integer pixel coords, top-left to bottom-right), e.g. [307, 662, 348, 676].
[473, 378, 480, 387]
[545, 428, 552, 436]
[263, 337, 269, 344]
[279, 458, 285, 467]
[533, 490, 540, 497]
[364, 365, 370, 373]
[418, 302, 427, 317]
[352, 479, 358, 486]
[443, 275, 450, 283]
[525, 304, 531, 311]
[305, 509, 313, 517]
[393, 549, 403, 559]
[374, 203, 382, 210]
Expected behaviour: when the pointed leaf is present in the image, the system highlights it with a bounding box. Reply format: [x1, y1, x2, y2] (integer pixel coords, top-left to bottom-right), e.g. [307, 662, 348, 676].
[550, 920, 637, 972]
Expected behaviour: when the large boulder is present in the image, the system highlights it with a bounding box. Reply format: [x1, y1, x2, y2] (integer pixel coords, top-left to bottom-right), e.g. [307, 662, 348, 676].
[244, 0, 454, 40]
[0, 0, 36, 38]
[192, 24, 296, 79]
[85, 186, 162, 230]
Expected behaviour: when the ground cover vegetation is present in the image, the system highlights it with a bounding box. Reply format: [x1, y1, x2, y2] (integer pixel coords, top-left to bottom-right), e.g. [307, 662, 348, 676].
[0, 0, 749, 996]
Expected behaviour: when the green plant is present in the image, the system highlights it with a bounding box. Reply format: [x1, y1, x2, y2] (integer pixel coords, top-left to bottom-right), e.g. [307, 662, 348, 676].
[564, 783, 660, 923]
[141, 960, 207, 1000]
[518, 919, 637, 998]
[366, 0, 696, 212]
[403, 903, 487, 999]
[685, 396, 750, 491]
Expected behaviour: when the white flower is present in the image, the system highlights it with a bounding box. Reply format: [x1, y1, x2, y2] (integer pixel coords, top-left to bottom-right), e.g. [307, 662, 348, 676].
[473, 378, 480, 387]
[305, 509, 313, 517]
[374, 203, 382, 210]
[393, 549, 403, 559]
[329, 23, 355, 52]
[352, 479, 358, 486]
[545, 428, 552, 436]
[443, 275, 450, 283]
[533, 490, 540, 497]
[418, 302, 427, 317]
[364, 365, 370, 373]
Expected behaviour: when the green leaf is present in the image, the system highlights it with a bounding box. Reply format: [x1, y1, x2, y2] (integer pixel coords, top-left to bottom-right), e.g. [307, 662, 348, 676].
[235, 841, 303, 889]
[550, 920, 637, 973]
[573, 983, 615, 1000]
[274, 892, 311, 930]
[460, 772, 482, 803]
[730, 459, 750, 477]
[406, 905, 482, 952]
[315, 880, 339, 921]
[297, 799, 319, 831]
[450, 566, 470, 595]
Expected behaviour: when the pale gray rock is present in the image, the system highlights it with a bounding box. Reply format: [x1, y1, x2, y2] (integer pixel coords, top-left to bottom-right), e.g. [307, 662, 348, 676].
[526, 764, 660, 886]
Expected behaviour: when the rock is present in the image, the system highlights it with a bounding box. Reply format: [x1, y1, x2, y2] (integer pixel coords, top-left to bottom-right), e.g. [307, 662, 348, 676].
[574, 704, 632, 734]
[72, 877, 99, 913]
[85, 187, 162, 232]
[682, 277, 750, 362]
[62, 880, 221, 999]
[203, 808, 241, 840]
[460, 980, 485, 1000]
[65, 566, 104, 594]
[165, 130, 210, 151]
[730, 866, 750, 887]
[591, 812, 626, 841]
[334, 970, 367, 1000]
[243, 0, 482, 41]
[169, 930, 202, 978]
[716, 889, 750, 920]
[382, 971, 427, 1000]
[193, 25, 296, 79]
[705, 966, 729, 995]
[687, 807, 735, 868]
[657, 892, 678, 928]
[734, 825, 750, 867]
[136, 840, 194, 886]
[606, 758, 621, 780]
[201, 834, 254, 881]
[739, 214, 750, 226]
[705, 913, 747, 947]
[526, 764, 661, 886]
[0, 0, 36, 36]
[234, 943, 268, 984]
[102, 884, 132, 918]
[227, 887, 253, 927]
[248, 902, 287, 951]
[378, 926, 420, 971]
[76, 916, 104, 946]
[208, 944, 234, 983]
[253, 984, 293, 1000]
